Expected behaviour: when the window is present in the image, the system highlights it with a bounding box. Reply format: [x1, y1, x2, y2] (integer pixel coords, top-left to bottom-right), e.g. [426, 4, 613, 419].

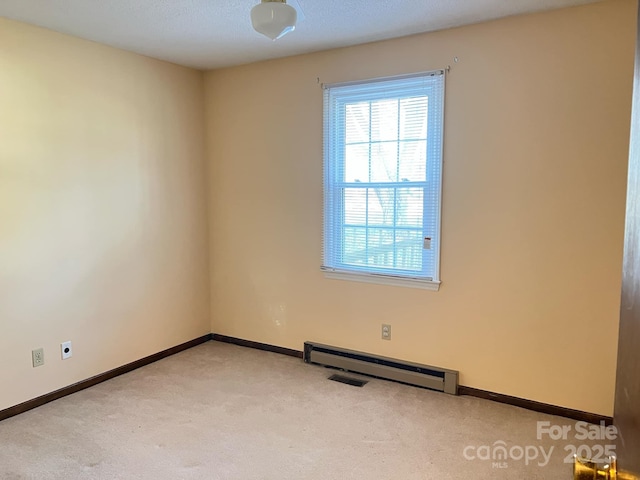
[322, 71, 445, 290]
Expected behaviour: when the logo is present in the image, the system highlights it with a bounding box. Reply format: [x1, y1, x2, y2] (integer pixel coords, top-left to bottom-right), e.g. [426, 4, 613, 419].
[462, 421, 617, 469]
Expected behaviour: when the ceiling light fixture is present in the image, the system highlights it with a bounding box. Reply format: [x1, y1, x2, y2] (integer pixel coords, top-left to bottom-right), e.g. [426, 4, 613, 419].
[251, 0, 297, 41]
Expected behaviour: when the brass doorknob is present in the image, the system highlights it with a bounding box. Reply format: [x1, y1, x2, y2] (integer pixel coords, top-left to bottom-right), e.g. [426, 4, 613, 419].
[574, 455, 617, 480]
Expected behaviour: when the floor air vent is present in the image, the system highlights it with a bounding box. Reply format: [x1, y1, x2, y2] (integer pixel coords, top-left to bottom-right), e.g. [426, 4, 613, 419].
[304, 342, 458, 395]
[328, 374, 368, 387]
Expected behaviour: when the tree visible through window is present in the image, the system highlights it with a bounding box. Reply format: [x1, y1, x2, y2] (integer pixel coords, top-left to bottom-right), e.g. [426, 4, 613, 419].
[322, 71, 445, 288]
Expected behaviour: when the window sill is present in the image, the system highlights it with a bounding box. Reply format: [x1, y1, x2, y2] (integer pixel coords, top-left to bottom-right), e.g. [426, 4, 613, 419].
[322, 269, 440, 291]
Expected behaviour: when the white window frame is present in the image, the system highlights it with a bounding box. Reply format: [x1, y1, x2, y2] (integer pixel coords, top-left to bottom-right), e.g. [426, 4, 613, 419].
[322, 71, 445, 290]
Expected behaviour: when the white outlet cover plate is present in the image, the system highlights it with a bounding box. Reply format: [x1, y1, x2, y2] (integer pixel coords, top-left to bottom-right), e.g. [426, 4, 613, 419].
[61, 341, 72, 360]
[32, 348, 44, 367]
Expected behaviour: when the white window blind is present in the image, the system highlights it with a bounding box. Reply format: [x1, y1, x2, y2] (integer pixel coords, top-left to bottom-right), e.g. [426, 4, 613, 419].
[322, 71, 445, 288]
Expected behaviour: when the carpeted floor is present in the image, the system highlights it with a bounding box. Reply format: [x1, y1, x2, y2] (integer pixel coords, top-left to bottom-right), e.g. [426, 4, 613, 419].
[0, 341, 595, 479]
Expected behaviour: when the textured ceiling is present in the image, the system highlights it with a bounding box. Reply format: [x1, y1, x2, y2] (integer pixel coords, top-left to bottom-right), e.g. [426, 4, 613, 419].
[0, 0, 603, 70]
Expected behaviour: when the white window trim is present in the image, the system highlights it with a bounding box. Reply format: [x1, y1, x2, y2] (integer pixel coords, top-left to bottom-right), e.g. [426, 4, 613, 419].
[322, 70, 445, 290]
[322, 268, 441, 291]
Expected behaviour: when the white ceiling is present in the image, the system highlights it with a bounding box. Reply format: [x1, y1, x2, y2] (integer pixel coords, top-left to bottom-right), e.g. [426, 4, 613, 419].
[0, 0, 603, 70]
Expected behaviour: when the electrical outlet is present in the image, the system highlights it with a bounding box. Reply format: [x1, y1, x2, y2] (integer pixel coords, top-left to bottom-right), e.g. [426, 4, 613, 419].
[382, 324, 391, 340]
[61, 341, 72, 360]
[32, 348, 44, 367]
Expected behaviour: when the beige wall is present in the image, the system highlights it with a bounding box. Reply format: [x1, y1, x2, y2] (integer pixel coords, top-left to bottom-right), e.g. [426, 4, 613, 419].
[205, 0, 636, 416]
[0, 0, 633, 418]
[0, 19, 210, 411]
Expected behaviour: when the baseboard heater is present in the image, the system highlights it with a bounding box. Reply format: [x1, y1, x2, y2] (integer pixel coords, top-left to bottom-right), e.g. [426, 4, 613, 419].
[303, 342, 458, 395]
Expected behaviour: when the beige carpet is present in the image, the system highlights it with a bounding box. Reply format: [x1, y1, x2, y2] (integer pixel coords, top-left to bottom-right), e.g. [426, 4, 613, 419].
[0, 341, 596, 479]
